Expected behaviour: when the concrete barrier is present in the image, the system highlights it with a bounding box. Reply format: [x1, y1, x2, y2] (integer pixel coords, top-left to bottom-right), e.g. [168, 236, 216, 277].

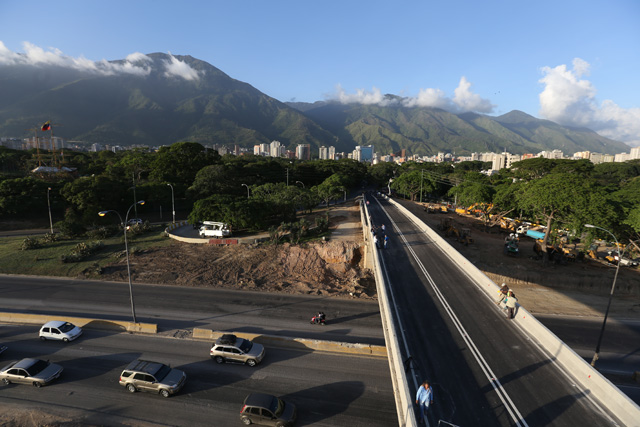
[193, 328, 387, 357]
[363, 195, 418, 427]
[388, 198, 640, 426]
[0, 312, 157, 334]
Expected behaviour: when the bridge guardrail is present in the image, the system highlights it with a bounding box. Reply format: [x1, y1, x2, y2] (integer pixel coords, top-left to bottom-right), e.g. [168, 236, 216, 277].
[362, 196, 418, 427]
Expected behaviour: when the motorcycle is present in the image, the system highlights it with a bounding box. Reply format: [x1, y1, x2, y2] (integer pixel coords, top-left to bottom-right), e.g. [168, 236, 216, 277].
[310, 313, 326, 325]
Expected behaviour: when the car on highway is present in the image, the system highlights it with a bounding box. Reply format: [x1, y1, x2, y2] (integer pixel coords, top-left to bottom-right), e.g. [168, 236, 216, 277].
[210, 334, 265, 367]
[39, 320, 82, 342]
[119, 359, 186, 398]
[0, 358, 63, 387]
[240, 393, 297, 426]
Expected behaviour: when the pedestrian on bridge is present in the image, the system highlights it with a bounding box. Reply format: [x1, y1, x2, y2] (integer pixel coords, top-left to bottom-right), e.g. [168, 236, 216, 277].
[505, 291, 518, 319]
[416, 380, 433, 424]
[496, 283, 509, 305]
[383, 234, 389, 249]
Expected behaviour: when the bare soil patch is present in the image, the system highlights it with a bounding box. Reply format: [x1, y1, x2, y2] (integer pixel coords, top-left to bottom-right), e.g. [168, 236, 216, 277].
[412, 202, 640, 318]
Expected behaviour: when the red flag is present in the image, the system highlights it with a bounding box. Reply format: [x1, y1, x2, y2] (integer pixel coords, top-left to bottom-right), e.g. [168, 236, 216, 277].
[41, 121, 51, 131]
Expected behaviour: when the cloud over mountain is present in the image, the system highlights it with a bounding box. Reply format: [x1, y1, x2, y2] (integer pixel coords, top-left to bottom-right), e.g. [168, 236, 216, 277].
[331, 76, 495, 114]
[539, 58, 640, 145]
[0, 41, 202, 81]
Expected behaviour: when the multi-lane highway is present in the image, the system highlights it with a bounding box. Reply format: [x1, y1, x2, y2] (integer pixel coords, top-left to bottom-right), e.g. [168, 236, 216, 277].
[0, 324, 395, 426]
[2, 196, 638, 426]
[368, 195, 626, 426]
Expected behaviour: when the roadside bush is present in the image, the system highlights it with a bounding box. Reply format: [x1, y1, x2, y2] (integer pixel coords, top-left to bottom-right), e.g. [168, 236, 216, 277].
[314, 215, 329, 233]
[60, 240, 104, 263]
[42, 232, 60, 243]
[86, 226, 113, 240]
[21, 236, 41, 250]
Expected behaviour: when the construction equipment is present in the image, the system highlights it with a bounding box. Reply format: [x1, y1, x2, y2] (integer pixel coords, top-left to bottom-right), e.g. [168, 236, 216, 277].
[503, 233, 519, 256]
[458, 228, 474, 246]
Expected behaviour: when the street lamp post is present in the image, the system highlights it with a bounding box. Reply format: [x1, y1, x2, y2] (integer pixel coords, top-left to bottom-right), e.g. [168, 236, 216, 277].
[99, 200, 145, 324]
[241, 183, 250, 199]
[47, 187, 53, 234]
[167, 183, 175, 224]
[295, 181, 305, 188]
[584, 224, 621, 367]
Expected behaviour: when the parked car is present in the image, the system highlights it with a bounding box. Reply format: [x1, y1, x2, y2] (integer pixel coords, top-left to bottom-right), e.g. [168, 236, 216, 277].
[39, 320, 82, 342]
[210, 334, 265, 367]
[240, 393, 297, 426]
[126, 218, 144, 230]
[119, 359, 186, 398]
[0, 358, 63, 387]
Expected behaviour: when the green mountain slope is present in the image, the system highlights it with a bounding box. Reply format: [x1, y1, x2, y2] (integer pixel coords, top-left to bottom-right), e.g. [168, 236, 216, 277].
[0, 53, 335, 150]
[293, 103, 629, 156]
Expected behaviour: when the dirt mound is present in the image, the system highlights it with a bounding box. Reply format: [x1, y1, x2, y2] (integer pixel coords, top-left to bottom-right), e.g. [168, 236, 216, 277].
[97, 240, 376, 299]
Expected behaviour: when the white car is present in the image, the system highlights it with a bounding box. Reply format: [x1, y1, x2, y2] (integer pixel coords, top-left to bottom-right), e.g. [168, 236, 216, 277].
[39, 321, 83, 342]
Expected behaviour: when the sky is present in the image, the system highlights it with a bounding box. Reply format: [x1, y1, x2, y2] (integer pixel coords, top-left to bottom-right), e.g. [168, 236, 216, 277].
[1, 0, 639, 146]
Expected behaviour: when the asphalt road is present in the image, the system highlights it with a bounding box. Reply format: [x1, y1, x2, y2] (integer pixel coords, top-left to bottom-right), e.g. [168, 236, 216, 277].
[0, 275, 385, 346]
[0, 324, 396, 426]
[367, 195, 622, 426]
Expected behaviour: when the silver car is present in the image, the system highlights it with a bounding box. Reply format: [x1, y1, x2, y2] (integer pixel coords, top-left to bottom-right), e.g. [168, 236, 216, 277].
[210, 334, 265, 367]
[0, 358, 63, 387]
[119, 359, 186, 398]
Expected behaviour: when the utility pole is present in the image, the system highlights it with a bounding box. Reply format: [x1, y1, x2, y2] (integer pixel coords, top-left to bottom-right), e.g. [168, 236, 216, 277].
[132, 172, 138, 219]
[420, 169, 424, 203]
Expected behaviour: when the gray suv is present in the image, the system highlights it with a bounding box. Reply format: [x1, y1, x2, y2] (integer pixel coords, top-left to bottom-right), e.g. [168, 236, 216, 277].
[210, 334, 265, 367]
[119, 359, 186, 398]
[240, 393, 297, 426]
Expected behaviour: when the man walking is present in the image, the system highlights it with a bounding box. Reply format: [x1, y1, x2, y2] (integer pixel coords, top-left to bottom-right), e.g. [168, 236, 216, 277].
[384, 234, 389, 249]
[415, 380, 433, 424]
[505, 291, 518, 319]
[496, 283, 509, 305]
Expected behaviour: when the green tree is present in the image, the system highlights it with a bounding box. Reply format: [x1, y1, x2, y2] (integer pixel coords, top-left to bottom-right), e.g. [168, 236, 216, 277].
[316, 173, 347, 207]
[150, 142, 220, 186]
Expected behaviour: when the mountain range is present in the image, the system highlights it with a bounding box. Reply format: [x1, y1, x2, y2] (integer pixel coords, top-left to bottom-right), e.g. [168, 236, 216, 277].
[0, 53, 630, 156]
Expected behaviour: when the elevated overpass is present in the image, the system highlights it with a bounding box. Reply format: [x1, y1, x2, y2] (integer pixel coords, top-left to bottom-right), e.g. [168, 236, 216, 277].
[364, 194, 639, 426]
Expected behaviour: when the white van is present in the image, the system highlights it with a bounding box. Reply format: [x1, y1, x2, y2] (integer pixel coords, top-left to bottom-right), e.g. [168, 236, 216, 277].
[199, 221, 231, 238]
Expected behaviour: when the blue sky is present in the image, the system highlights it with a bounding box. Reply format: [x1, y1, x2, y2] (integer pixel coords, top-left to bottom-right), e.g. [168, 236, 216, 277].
[1, 0, 639, 145]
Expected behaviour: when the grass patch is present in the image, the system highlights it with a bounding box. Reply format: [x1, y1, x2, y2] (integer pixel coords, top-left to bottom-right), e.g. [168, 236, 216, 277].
[0, 230, 173, 278]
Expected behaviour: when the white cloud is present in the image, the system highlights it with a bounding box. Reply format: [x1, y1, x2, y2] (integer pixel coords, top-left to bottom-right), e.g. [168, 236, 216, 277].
[0, 41, 152, 76]
[330, 77, 494, 114]
[333, 84, 394, 106]
[539, 58, 640, 145]
[402, 88, 452, 109]
[452, 77, 495, 113]
[163, 53, 202, 81]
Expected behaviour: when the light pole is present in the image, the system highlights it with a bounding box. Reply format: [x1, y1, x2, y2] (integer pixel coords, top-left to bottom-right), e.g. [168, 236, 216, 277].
[99, 200, 145, 324]
[167, 183, 175, 224]
[585, 224, 621, 367]
[295, 181, 305, 188]
[47, 187, 53, 234]
[241, 183, 250, 199]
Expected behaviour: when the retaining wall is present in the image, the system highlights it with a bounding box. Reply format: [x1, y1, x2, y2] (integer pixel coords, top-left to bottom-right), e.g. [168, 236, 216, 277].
[0, 312, 157, 334]
[193, 328, 386, 357]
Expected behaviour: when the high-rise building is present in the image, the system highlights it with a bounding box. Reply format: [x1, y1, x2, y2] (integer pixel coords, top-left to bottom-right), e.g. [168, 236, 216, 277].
[319, 146, 328, 160]
[353, 145, 374, 162]
[270, 140, 282, 157]
[328, 146, 336, 160]
[296, 144, 310, 160]
[630, 147, 640, 160]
